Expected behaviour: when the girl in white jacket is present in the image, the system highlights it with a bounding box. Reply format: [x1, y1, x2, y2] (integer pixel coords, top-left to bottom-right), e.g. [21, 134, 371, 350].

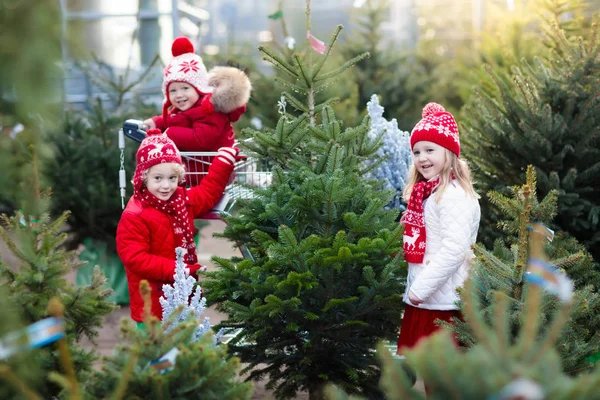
[397, 102, 481, 357]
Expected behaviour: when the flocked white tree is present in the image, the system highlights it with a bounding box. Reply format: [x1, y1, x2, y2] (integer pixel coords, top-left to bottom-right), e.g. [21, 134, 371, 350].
[160, 248, 222, 342]
[365, 94, 413, 211]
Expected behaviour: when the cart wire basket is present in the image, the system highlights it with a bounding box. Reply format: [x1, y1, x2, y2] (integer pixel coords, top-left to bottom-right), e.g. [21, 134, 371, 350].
[118, 119, 272, 217]
[180, 151, 272, 216]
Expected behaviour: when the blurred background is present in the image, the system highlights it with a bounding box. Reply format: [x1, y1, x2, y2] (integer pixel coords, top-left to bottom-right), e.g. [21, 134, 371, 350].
[63, 0, 600, 110]
[2, 0, 599, 304]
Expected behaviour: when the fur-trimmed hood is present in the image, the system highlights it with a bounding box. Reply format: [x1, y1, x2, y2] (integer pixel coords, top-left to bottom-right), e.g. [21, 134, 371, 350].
[207, 66, 252, 114]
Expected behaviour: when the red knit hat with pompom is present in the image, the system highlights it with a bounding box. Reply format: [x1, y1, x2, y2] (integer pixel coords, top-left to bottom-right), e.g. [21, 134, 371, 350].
[410, 103, 460, 156]
[162, 36, 212, 102]
[132, 129, 184, 192]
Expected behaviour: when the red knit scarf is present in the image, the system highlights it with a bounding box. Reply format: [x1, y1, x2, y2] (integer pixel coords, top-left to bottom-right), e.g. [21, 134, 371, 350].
[403, 177, 440, 263]
[135, 187, 198, 264]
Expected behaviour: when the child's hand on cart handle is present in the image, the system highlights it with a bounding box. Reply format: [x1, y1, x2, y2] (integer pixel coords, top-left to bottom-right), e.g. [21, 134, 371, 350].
[186, 264, 208, 277]
[216, 147, 238, 165]
[142, 118, 156, 130]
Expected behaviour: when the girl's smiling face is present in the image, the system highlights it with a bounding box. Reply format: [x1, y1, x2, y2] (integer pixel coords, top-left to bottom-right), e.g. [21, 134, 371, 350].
[412, 141, 447, 180]
[145, 163, 180, 200]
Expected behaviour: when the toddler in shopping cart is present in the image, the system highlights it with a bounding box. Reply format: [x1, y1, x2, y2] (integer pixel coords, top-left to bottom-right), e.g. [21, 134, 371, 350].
[116, 129, 237, 326]
[143, 36, 251, 186]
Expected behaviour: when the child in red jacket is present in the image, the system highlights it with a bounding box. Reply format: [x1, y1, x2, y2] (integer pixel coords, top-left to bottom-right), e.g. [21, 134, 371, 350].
[143, 36, 251, 186]
[116, 129, 236, 325]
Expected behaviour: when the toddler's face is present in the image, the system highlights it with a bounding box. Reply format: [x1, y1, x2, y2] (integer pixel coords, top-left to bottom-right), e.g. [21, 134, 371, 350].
[168, 82, 199, 111]
[412, 141, 447, 181]
[145, 163, 180, 201]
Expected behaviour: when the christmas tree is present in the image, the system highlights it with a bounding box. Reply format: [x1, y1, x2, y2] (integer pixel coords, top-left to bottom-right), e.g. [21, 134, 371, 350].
[0, 1, 117, 396]
[364, 94, 412, 212]
[450, 166, 600, 374]
[160, 248, 221, 343]
[84, 277, 253, 400]
[326, 203, 600, 399]
[0, 0, 62, 214]
[0, 199, 116, 399]
[202, 1, 405, 399]
[0, 294, 110, 399]
[0, 283, 44, 399]
[461, 9, 600, 260]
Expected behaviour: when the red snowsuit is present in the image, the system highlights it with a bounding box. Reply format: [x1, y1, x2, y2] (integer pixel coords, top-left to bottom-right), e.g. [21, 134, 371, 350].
[151, 95, 245, 186]
[116, 158, 233, 322]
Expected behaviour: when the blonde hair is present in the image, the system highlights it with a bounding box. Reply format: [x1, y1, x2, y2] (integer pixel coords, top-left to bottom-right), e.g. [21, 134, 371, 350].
[142, 163, 187, 186]
[403, 150, 479, 203]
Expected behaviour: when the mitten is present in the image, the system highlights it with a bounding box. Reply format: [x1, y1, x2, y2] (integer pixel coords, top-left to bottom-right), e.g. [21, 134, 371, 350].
[216, 147, 237, 165]
[187, 264, 208, 277]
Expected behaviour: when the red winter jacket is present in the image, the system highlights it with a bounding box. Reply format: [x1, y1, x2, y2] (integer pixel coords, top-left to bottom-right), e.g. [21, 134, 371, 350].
[152, 94, 245, 151]
[152, 95, 245, 186]
[116, 158, 233, 322]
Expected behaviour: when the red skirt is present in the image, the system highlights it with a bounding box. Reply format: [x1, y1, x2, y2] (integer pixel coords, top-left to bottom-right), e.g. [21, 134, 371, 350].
[397, 304, 461, 354]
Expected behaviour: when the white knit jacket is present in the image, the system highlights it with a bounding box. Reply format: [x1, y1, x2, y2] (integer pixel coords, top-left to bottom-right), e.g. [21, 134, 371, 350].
[403, 181, 481, 310]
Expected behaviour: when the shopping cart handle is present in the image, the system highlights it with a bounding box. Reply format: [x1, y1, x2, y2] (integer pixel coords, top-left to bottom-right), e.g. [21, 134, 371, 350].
[123, 119, 146, 143]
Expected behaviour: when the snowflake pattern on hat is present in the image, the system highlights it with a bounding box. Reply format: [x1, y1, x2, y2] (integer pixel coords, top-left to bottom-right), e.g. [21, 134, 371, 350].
[162, 37, 212, 98]
[410, 103, 461, 156]
[132, 129, 183, 194]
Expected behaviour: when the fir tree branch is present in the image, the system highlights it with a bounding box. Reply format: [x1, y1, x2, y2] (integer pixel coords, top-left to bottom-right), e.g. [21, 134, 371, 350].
[293, 53, 313, 88]
[462, 278, 495, 352]
[517, 284, 543, 359]
[282, 92, 309, 113]
[310, 25, 343, 79]
[518, 229, 546, 359]
[259, 46, 299, 79]
[529, 301, 573, 365]
[492, 291, 510, 357]
[277, 0, 290, 39]
[322, 106, 340, 141]
[118, 54, 161, 106]
[0, 217, 32, 265]
[314, 141, 334, 175]
[273, 76, 307, 95]
[313, 97, 340, 114]
[314, 52, 370, 83]
[515, 179, 534, 282]
[376, 343, 424, 399]
[47, 297, 79, 399]
[0, 365, 42, 400]
[109, 345, 139, 400]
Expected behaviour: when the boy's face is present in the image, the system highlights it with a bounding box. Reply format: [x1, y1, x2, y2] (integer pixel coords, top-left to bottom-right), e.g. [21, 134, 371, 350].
[145, 163, 180, 201]
[168, 81, 200, 111]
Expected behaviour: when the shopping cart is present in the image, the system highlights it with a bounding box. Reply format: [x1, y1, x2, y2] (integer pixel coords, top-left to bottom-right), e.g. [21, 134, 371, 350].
[118, 119, 272, 257]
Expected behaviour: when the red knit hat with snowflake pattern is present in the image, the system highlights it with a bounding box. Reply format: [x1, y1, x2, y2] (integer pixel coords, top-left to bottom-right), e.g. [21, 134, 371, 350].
[410, 103, 460, 157]
[162, 37, 212, 102]
[132, 129, 183, 192]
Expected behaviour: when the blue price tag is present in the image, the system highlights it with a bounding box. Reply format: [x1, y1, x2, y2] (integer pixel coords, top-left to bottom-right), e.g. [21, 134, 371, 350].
[0, 317, 64, 360]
